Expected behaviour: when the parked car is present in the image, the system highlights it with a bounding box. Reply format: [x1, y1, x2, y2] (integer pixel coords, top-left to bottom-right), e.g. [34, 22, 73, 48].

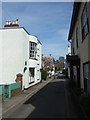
[56, 73, 64, 79]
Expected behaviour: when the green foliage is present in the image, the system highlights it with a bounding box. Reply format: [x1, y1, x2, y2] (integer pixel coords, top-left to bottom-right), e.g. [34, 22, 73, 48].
[41, 70, 47, 80]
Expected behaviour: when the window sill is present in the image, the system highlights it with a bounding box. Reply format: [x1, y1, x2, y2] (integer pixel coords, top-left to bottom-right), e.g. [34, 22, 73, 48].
[29, 81, 35, 85]
[29, 58, 38, 60]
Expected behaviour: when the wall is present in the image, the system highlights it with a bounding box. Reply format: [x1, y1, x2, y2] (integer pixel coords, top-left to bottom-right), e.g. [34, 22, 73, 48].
[0, 82, 21, 98]
[88, 3, 90, 61]
[70, 2, 89, 89]
[2, 28, 28, 85]
[24, 36, 42, 88]
[29, 35, 38, 43]
[78, 3, 89, 88]
[1, 28, 42, 89]
[0, 31, 2, 84]
[10, 82, 21, 97]
[37, 43, 42, 82]
[21, 29, 29, 90]
[0, 86, 4, 95]
[88, 34, 90, 61]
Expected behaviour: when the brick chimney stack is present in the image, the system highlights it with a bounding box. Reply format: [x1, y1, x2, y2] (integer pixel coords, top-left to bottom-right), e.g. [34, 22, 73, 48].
[4, 19, 19, 28]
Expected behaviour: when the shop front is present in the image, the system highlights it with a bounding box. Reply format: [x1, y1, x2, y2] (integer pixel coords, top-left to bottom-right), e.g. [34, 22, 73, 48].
[66, 55, 80, 88]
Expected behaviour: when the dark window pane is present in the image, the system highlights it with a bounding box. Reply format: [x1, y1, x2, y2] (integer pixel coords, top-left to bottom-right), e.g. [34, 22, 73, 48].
[29, 42, 37, 59]
[29, 68, 34, 77]
[81, 3, 89, 41]
[76, 27, 78, 48]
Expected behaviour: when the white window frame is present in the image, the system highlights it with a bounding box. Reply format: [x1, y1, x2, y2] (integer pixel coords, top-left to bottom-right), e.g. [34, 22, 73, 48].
[29, 42, 37, 59]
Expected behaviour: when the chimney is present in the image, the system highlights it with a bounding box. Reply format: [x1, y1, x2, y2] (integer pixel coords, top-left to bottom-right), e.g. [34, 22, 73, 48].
[15, 19, 18, 25]
[12, 20, 15, 25]
[4, 19, 19, 28]
[4, 20, 11, 27]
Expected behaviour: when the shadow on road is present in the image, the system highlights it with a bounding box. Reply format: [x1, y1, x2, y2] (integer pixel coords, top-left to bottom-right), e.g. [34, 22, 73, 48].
[24, 79, 86, 119]
[24, 79, 67, 118]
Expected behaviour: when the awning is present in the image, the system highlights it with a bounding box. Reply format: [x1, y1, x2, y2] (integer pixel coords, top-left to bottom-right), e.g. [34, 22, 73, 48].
[66, 55, 80, 65]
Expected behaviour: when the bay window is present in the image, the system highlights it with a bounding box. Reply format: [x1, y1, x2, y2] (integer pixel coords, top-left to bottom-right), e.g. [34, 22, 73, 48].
[29, 42, 37, 59]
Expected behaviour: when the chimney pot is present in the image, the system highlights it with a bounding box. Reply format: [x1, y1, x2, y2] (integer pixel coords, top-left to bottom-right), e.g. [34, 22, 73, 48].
[5, 20, 9, 25]
[4, 19, 19, 28]
[15, 19, 18, 25]
[12, 20, 15, 25]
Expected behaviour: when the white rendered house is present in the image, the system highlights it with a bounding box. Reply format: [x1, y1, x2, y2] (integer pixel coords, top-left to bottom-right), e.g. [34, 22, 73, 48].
[0, 20, 42, 90]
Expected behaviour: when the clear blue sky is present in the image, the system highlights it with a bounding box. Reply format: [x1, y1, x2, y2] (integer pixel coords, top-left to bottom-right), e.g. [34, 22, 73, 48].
[2, 2, 73, 60]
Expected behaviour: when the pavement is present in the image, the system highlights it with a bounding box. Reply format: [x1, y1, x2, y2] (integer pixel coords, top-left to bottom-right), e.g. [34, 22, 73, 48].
[1, 78, 52, 119]
[65, 79, 88, 119]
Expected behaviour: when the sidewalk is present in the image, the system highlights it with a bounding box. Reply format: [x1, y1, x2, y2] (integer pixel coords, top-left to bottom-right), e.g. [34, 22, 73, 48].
[65, 79, 88, 119]
[2, 79, 52, 118]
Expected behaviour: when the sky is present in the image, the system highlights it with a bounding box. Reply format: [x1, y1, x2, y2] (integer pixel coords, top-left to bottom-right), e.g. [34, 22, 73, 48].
[2, 2, 73, 60]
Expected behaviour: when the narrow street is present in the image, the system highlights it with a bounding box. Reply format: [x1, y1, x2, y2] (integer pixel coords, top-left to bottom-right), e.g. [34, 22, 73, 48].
[1, 2, 90, 120]
[6, 78, 84, 119]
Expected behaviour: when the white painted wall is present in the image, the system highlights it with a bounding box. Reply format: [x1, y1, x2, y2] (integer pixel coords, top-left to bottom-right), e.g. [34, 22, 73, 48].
[37, 43, 42, 81]
[0, 31, 2, 84]
[1, 28, 42, 89]
[29, 35, 38, 44]
[2, 28, 28, 85]
[39, 43, 42, 69]
[21, 29, 29, 89]
[25, 35, 42, 88]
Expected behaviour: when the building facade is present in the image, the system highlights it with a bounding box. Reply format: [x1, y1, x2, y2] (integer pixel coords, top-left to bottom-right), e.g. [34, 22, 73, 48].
[0, 20, 42, 92]
[67, 2, 90, 93]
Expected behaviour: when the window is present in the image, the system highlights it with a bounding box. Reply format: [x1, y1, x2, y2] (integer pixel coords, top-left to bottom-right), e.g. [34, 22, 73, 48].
[76, 27, 79, 48]
[71, 39, 75, 55]
[29, 68, 35, 78]
[83, 62, 90, 92]
[73, 48, 75, 55]
[81, 3, 89, 40]
[83, 63, 88, 79]
[29, 42, 37, 59]
[25, 61, 27, 65]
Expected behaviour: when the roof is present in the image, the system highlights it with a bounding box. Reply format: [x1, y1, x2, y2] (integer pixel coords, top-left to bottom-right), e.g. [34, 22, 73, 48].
[66, 55, 80, 65]
[68, 2, 81, 41]
[1, 26, 42, 45]
[37, 39, 42, 45]
[0, 27, 30, 35]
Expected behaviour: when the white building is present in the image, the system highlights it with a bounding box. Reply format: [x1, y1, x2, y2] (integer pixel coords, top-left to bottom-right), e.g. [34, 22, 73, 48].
[0, 20, 42, 90]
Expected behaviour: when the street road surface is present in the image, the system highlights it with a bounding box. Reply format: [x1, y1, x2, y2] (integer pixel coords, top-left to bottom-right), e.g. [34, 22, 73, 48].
[6, 79, 84, 119]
